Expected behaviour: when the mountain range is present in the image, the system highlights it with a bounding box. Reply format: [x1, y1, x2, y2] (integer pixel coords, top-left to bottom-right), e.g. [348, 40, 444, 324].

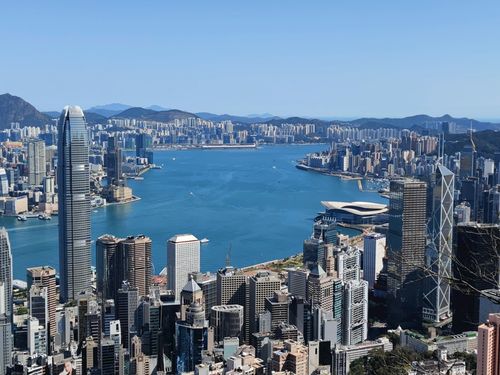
[1, 93, 500, 133]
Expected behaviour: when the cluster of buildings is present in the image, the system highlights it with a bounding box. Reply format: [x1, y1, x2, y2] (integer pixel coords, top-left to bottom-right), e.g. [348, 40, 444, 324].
[0, 108, 499, 375]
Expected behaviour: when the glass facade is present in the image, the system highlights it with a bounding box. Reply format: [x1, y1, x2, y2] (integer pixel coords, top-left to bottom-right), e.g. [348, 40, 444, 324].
[58, 106, 92, 302]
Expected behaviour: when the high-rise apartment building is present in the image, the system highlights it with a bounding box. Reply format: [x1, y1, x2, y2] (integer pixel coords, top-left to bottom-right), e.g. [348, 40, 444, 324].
[387, 179, 427, 322]
[422, 165, 454, 324]
[58, 106, 91, 302]
[27, 266, 57, 338]
[477, 313, 500, 375]
[363, 233, 386, 289]
[167, 234, 200, 301]
[27, 139, 46, 185]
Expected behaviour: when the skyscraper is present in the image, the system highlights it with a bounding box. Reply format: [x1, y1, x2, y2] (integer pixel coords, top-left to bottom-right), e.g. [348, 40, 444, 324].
[27, 266, 57, 338]
[58, 105, 91, 302]
[167, 234, 200, 301]
[387, 179, 427, 323]
[27, 138, 46, 185]
[106, 136, 123, 186]
[422, 165, 454, 324]
[117, 235, 152, 298]
[0, 168, 9, 196]
[249, 271, 281, 336]
[96, 234, 121, 300]
[0, 230, 13, 373]
[477, 313, 500, 375]
[452, 223, 500, 332]
[363, 233, 386, 289]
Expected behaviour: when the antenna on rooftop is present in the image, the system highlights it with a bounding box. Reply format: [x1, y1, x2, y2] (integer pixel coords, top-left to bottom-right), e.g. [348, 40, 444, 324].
[226, 243, 232, 267]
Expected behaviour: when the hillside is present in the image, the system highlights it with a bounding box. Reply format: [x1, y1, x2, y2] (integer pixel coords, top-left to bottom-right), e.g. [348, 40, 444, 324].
[196, 112, 280, 123]
[113, 107, 198, 122]
[0, 93, 51, 128]
[445, 130, 500, 158]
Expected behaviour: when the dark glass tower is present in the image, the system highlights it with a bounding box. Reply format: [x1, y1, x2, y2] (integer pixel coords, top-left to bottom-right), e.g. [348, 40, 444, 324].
[58, 106, 91, 302]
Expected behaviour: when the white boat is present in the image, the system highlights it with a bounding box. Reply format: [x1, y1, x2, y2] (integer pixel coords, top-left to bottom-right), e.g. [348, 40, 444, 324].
[200, 238, 210, 244]
[17, 215, 27, 221]
[38, 214, 51, 220]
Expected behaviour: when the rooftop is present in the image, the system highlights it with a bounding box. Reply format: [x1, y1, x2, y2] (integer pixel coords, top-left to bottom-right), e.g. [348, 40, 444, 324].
[168, 233, 199, 243]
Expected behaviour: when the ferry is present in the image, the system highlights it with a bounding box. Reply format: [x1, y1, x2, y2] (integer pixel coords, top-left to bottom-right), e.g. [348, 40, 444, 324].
[151, 164, 163, 170]
[17, 215, 27, 221]
[200, 238, 210, 244]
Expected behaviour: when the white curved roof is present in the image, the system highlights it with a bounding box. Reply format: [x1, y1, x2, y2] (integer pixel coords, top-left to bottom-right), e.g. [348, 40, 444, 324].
[321, 201, 388, 216]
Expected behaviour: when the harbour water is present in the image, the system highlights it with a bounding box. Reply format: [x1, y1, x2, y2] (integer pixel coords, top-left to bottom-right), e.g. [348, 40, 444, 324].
[3, 145, 385, 279]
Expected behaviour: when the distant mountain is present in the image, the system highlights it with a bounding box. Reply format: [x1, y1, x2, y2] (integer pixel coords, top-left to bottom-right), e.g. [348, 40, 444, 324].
[83, 111, 108, 124]
[0, 93, 51, 128]
[350, 114, 500, 132]
[445, 130, 500, 158]
[43, 111, 61, 118]
[87, 103, 133, 117]
[146, 105, 169, 111]
[113, 107, 198, 122]
[196, 112, 281, 123]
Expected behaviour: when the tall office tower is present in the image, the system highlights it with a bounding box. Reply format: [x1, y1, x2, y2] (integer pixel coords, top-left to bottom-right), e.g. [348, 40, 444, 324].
[306, 265, 334, 312]
[167, 234, 200, 301]
[387, 179, 427, 323]
[0, 230, 13, 370]
[334, 246, 361, 282]
[175, 302, 210, 373]
[422, 165, 454, 324]
[363, 233, 386, 289]
[216, 266, 248, 341]
[136, 296, 161, 356]
[58, 106, 91, 302]
[135, 133, 152, 159]
[265, 291, 290, 335]
[100, 338, 117, 375]
[0, 229, 12, 320]
[28, 285, 48, 340]
[117, 235, 152, 298]
[483, 185, 500, 224]
[103, 299, 116, 337]
[190, 272, 217, 320]
[287, 268, 309, 299]
[27, 317, 47, 356]
[27, 266, 56, 338]
[116, 282, 139, 349]
[96, 234, 121, 300]
[453, 223, 500, 332]
[27, 139, 46, 185]
[303, 238, 325, 271]
[461, 177, 480, 221]
[210, 305, 244, 343]
[0, 168, 9, 196]
[342, 280, 368, 345]
[0, 283, 12, 375]
[454, 202, 471, 224]
[313, 220, 337, 244]
[459, 132, 476, 179]
[477, 313, 500, 375]
[106, 136, 123, 186]
[249, 271, 281, 337]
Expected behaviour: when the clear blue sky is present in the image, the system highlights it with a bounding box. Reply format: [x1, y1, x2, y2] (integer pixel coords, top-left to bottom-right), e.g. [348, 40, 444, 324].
[1, 1, 499, 119]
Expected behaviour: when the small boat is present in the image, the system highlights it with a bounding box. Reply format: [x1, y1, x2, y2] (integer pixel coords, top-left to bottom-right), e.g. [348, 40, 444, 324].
[38, 214, 51, 220]
[17, 215, 27, 221]
[200, 238, 210, 244]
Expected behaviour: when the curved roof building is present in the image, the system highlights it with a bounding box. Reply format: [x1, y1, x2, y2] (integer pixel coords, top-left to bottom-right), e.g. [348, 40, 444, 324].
[320, 201, 388, 225]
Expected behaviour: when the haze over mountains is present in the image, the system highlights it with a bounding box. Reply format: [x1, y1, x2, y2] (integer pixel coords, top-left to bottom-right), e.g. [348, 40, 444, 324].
[1, 93, 500, 133]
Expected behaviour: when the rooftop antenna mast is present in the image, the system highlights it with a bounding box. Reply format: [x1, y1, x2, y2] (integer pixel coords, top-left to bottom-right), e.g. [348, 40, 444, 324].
[226, 243, 232, 267]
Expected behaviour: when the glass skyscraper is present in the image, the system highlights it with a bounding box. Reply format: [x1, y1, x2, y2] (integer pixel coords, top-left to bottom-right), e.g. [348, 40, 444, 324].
[58, 106, 91, 302]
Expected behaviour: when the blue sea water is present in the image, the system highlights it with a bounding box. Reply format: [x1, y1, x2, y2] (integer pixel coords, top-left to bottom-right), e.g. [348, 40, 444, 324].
[3, 145, 385, 279]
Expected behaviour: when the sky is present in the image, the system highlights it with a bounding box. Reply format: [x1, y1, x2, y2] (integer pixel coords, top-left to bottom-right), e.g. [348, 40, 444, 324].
[1, 1, 500, 119]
